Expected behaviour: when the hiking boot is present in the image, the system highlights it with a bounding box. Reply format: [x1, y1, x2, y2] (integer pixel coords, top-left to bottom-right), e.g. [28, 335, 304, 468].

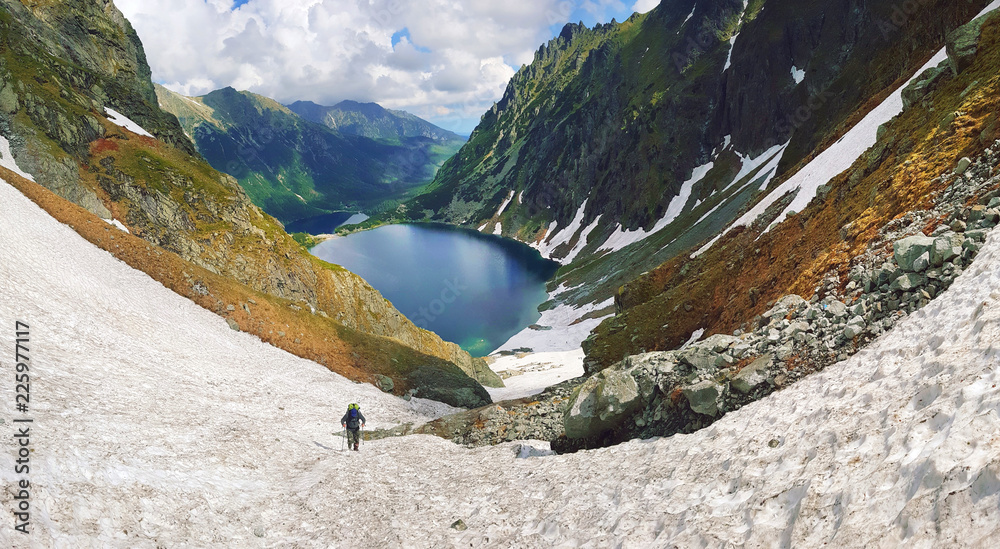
[353, 443, 359, 451]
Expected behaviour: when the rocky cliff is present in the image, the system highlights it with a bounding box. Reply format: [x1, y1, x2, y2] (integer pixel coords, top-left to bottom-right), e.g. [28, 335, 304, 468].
[0, 0, 499, 405]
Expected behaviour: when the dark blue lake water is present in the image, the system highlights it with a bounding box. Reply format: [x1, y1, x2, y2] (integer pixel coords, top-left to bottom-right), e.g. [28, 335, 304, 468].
[310, 224, 559, 356]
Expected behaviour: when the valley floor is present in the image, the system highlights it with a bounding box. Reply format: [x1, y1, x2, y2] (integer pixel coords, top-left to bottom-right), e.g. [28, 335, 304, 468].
[2, 174, 1000, 546]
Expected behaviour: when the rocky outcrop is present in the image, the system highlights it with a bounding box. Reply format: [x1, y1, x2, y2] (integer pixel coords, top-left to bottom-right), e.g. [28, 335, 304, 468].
[946, 9, 1000, 75]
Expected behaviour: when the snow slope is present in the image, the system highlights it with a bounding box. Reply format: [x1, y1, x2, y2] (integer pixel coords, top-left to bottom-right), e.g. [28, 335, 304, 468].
[3, 171, 1000, 546]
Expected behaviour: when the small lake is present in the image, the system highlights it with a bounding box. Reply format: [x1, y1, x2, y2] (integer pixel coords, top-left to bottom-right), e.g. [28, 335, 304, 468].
[310, 224, 559, 356]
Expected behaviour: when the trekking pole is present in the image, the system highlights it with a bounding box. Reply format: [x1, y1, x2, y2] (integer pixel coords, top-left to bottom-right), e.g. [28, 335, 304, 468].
[341, 427, 346, 451]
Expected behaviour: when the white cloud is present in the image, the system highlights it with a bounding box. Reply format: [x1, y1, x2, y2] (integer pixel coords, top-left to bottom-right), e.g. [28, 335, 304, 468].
[116, 0, 567, 133]
[631, 0, 661, 14]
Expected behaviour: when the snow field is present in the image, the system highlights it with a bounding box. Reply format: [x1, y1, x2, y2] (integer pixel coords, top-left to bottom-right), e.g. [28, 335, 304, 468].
[3, 157, 1000, 547]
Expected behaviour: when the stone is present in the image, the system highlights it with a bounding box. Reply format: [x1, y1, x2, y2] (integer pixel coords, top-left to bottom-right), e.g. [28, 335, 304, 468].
[951, 219, 967, 233]
[784, 321, 810, 339]
[890, 273, 926, 292]
[901, 65, 949, 109]
[700, 334, 740, 353]
[931, 236, 960, 266]
[946, 11, 999, 76]
[912, 251, 930, 273]
[564, 368, 642, 439]
[226, 318, 240, 331]
[968, 205, 986, 224]
[732, 355, 772, 394]
[954, 157, 973, 175]
[894, 235, 936, 272]
[376, 375, 394, 393]
[451, 519, 468, 531]
[965, 229, 988, 242]
[824, 300, 848, 319]
[682, 380, 724, 417]
[678, 348, 719, 372]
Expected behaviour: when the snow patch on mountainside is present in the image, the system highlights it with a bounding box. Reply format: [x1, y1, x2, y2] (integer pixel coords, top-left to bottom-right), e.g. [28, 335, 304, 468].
[599, 160, 714, 253]
[0, 135, 35, 181]
[495, 190, 515, 217]
[104, 107, 154, 137]
[485, 349, 585, 401]
[495, 297, 614, 353]
[535, 199, 589, 262]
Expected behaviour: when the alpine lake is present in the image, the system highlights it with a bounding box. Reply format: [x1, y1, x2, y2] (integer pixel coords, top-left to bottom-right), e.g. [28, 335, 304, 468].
[300, 216, 559, 357]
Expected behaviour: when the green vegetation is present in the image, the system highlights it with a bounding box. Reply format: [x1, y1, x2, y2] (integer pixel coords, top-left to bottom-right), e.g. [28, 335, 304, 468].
[156, 85, 466, 224]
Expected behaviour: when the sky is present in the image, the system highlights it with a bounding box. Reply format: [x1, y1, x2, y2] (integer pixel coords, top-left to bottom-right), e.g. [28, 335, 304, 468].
[116, 0, 663, 134]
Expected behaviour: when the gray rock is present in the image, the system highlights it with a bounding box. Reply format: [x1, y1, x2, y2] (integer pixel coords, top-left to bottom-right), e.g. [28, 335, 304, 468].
[965, 229, 988, 242]
[891, 273, 926, 292]
[901, 65, 949, 109]
[946, 11, 999, 76]
[968, 205, 986, 224]
[682, 380, 724, 417]
[564, 368, 642, 439]
[894, 235, 936, 272]
[954, 157, 973, 175]
[451, 519, 468, 531]
[912, 251, 930, 272]
[678, 348, 719, 372]
[226, 318, 240, 331]
[376, 375, 394, 393]
[825, 300, 848, 319]
[784, 321, 810, 339]
[931, 236, 960, 266]
[700, 334, 740, 353]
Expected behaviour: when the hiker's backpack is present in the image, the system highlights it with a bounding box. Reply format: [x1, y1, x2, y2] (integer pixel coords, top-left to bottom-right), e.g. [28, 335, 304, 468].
[348, 403, 359, 419]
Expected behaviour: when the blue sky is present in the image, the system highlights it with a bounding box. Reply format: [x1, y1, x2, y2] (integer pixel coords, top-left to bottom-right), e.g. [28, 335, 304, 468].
[118, 0, 663, 134]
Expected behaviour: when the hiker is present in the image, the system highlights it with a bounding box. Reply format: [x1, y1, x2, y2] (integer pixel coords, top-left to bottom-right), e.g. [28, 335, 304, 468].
[341, 403, 365, 451]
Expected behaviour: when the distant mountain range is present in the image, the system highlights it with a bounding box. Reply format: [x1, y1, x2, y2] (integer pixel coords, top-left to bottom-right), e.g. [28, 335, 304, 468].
[155, 85, 466, 223]
[287, 99, 464, 144]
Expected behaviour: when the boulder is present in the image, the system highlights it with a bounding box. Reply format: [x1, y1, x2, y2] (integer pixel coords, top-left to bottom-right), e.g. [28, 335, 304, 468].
[784, 321, 810, 339]
[732, 354, 773, 394]
[682, 380, 724, 417]
[824, 300, 848, 319]
[700, 334, 740, 353]
[931, 236, 960, 266]
[947, 11, 1000, 76]
[409, 364, 493, 409]
[901, 64, 949, 109]
[912, 251, 930, 273]
[894, 235, 936, 272]
[564, 368, 642, 439]
[376, 375, 395, 393]
[890, 273, 927, 292]
[677, 348, 719, 372]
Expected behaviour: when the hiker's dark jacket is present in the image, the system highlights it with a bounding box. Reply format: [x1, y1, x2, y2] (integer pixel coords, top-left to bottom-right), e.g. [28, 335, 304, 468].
[341, 410, 366, 430]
